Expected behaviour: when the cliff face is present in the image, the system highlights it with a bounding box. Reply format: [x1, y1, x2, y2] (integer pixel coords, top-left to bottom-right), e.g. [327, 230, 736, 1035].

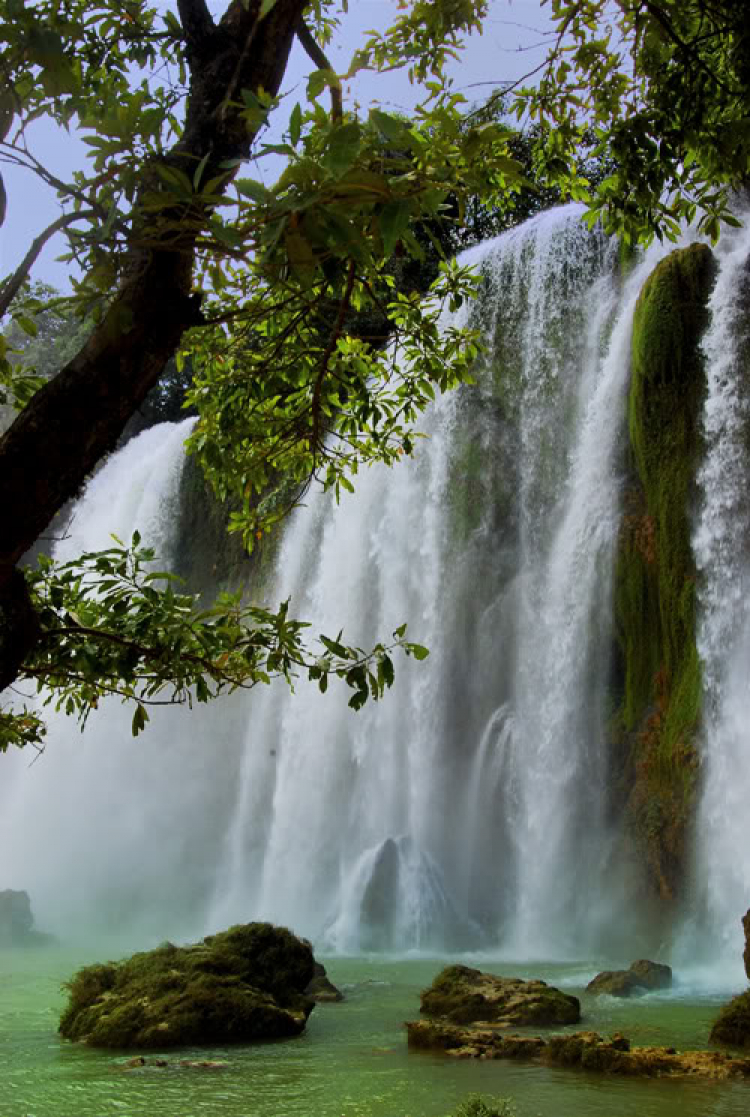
[612, 243, 717, 904]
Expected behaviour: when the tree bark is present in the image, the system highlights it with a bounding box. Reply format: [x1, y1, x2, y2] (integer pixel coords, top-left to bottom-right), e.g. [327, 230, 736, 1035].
[0, 0, 307, 686]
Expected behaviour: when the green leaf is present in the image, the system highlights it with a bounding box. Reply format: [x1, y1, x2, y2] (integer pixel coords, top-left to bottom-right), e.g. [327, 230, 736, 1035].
[378, 199, 411, 257]
[131, 703, 149, 736]
[323, 122, 361, 178]
[409, 643, 429, 660]
[289, 102, 302, 146]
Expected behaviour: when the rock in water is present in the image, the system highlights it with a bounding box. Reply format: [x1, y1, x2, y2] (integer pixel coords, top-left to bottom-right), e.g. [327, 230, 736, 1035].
[0, 889, 53, 946]
[587, 959, 672, 996]
[305, 961, 343, 1002]
[419, 965, 580, 1026]
[59, 923, 316, 1048]
[743, 909, 750, 981]
[711, 991, 750, 1048]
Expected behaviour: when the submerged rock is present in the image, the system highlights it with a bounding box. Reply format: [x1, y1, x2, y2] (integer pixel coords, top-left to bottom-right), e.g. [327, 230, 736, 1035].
[407, 1022, 750, 1079]
[305, 961, 344, 1003]
[419, 965, 580, 1027]
[59, 922, 316, 1049]
[587, 959, 671, 997]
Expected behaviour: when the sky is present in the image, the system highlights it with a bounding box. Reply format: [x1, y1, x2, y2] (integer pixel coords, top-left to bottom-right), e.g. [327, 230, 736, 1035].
[0, 0, 554, 291]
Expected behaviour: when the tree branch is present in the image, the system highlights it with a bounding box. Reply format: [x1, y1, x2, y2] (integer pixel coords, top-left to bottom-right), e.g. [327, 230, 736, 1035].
[296, 19, 343, 122]
[0, 211, 95, 318]
[176, 0, 216, 65]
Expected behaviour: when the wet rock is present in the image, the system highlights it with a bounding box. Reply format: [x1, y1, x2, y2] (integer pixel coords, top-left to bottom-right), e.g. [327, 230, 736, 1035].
[587, 959, 672, 996]
[419, 965, 580, 1027]
[743, 908, 750, 981]
[629, 959, 672, 990]
[407, 1022, 750, 1079]
[406, 1018, 545, 1059]
[305, 961, 343, 1003]
[59, 922, 316, 1049]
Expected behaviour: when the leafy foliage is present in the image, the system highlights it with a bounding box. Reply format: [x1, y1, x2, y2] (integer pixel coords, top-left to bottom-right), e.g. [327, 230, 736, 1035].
[512, 0, 750, 244]
[0, 534, 428, 752]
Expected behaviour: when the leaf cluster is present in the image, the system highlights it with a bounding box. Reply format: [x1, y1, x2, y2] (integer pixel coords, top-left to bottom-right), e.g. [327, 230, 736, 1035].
[512, 0, 750, 244]
[0, 534, 428, 752]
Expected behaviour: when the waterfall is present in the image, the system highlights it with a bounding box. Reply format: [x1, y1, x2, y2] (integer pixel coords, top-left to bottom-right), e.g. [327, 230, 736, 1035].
[0, 420, 249, 944]
[691, 217, 750, 973]
[0, 205, 695, 955]
[208, 204, 673, 956]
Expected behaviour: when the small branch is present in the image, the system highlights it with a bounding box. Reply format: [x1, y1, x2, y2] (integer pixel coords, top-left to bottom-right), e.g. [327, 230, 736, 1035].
[296, 19, 343, 123]
[311, 258, 356, 452]
[0, 211, 96, 318]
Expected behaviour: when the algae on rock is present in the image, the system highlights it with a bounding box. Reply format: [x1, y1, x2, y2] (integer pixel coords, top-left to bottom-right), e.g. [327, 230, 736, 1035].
[419, 964, 580, 1027]
[612, 242, 716, 904]
[59, 923, 315, 1049]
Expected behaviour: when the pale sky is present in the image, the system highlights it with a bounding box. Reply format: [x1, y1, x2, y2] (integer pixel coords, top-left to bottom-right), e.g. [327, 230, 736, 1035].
[0, 0, 553, 290]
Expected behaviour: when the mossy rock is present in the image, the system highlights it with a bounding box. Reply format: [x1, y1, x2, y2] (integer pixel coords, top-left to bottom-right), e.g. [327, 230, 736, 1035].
[613, 242, 717, 903]
[710, 989, 750, 1048]
[419, 965, 580, 1027]
[59, 923, 315, 1049]
[587, 959, 672, 997]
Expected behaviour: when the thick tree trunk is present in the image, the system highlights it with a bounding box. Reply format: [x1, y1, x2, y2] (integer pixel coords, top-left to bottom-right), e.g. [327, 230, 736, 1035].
[0, 0, 307, 687]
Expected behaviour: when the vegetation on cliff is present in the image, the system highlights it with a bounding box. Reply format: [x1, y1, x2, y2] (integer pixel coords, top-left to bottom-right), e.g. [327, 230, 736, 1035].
[613, 242, 716, 903]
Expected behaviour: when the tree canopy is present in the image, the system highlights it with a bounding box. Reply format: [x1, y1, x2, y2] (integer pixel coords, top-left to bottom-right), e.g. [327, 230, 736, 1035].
[0, 0, 747, 753]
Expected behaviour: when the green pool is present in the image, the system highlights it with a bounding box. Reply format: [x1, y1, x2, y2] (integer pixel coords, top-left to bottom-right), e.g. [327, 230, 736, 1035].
[2, 948, 749, 1117]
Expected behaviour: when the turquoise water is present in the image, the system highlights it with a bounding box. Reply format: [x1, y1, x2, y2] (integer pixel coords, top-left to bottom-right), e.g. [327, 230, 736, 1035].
[2, 948, 749, 1117]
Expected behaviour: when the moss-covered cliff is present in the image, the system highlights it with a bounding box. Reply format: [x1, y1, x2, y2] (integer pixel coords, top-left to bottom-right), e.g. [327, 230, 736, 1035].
[613, 243, 716, 903]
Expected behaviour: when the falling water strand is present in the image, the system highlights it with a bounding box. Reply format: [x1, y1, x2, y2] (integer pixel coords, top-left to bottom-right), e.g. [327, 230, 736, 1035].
[692, 217, 750, 970]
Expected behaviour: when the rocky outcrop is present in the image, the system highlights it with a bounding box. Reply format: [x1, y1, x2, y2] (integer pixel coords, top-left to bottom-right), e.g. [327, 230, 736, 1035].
[709, 912, 750, 1048]
[407, 1022, 750, 1079]
[587, 959, 672, 997]
[613, 242, 716, 906]
[418, 965, 580, 1027]
[305, 961, 343, 1003]
[59, 923, 316, 1049]
[0, 889, 53, 946]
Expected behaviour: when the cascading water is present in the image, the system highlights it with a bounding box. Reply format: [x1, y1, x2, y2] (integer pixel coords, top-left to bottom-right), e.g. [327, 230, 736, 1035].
[207, 203, 676, 957]
[691, 217, 750, 976]
[0, 419, 250, 944]
[0, 204, 710, 957]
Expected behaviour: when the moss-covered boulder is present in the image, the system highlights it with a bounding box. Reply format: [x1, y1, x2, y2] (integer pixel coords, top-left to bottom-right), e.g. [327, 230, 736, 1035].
[710, 990, 750, 1049]
[587, 959, 672, 997]
[613, 242, 717, 905]
[419, 965, 580, 1027]
[59, 923, 316, 1049]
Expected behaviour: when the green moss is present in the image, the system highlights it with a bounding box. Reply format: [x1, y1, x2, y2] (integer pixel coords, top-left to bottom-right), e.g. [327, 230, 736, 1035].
[711, 990, 750, 1048]
[419, 965, 579, 1027]
[612, 243, 716, 902]
[59, 923, 315, 1049]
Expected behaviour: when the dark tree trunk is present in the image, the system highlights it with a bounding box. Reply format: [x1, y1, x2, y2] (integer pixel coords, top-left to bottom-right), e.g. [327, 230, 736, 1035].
[0, 0, 307, 686]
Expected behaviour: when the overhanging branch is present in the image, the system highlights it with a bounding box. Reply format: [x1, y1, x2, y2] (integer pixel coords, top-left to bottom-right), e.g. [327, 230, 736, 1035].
[0, 211, 95, 318]
[296, 19, 343, 122]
